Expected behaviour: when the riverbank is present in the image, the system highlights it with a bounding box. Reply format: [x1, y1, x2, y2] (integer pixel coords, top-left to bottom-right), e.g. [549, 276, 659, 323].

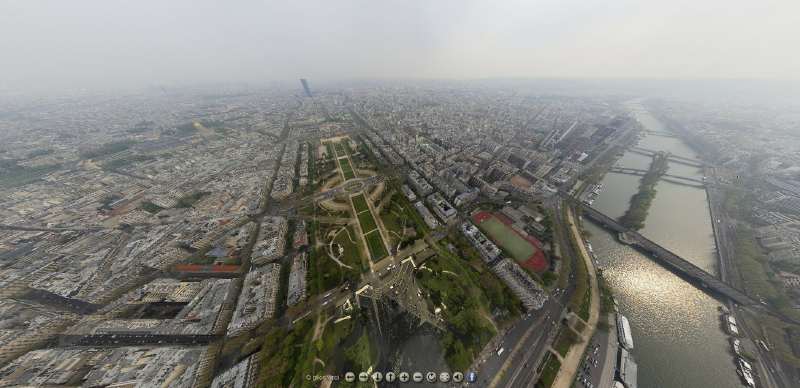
[584, 102, 746, 388]
[552, 207, 600, 388]
[618, 152, 669, 230]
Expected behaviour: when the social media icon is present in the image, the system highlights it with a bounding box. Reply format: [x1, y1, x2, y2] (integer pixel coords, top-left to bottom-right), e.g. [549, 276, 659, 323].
[439, 372, 451, 382]
[452, 371, 464, 382]
[412, 372, 424, 383]
[345, 372, 356, 382]
[426, 372, 437, 382]
[399, 372, 410, 382]
[467, 371, 478, 383]
[359, 372, 369, 382]
[372, 371, 383, 382]
[385, 372, 397, 382]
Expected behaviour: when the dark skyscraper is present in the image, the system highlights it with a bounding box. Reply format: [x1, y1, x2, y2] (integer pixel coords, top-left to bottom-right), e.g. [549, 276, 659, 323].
[300, 78, 312, 97]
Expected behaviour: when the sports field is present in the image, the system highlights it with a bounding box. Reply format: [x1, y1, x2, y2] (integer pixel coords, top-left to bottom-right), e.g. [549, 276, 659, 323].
[473, 211, 548, 272]
[478, 216, 535, 259]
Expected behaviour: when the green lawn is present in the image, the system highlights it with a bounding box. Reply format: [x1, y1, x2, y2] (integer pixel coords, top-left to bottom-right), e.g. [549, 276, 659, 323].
[308, 222, 360, 296]
[325, 143, 335, 159]
[339, 157, 355, 180]
[536, 355, 561, 388]
[364, 231, 388, 260]
[334, 226, 369, 272]
[357, 210, 378, 233]
[257, 319, 314, 387]
[351, 194, 370, 214]
[553, 330, 578, 356]
[343, 140, 355, 155]
[334, 141, 347, 157]
[415, 253, 498, 370]
[477, 216, 536, 261]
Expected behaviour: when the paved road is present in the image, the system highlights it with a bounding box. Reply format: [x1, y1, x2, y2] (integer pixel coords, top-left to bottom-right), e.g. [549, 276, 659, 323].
[496, 291, 572, 388]
[470, 200, 578, 387]
[472, 290, 569, 387]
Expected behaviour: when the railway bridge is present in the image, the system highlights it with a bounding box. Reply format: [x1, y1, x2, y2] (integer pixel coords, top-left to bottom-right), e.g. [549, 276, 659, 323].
[609, 167, 706, 187]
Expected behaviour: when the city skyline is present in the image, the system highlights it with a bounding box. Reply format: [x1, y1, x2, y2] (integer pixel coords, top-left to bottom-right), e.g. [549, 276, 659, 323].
[1, 0, 799, 93]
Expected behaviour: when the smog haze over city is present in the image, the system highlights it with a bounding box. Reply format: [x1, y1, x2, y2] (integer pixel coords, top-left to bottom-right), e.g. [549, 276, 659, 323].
[1, 1, 800, 388]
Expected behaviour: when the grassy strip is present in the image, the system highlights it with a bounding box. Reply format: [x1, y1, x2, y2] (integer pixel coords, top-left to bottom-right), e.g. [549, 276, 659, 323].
[351, 194, 369, 213]
[364, 231, 388, 260]
[554, 329, 579, 357]
[357, 211, 378, 233]
[535, 354, 561, 388]
[565, 207, 590, 321]
[324, 143, 335, 160]
[334, 141, 347, 157]
[596, 273, 615, 330]
[551, 209, 572, 290]
[618, 153, 669, 230]
[339, 158, 355, 180]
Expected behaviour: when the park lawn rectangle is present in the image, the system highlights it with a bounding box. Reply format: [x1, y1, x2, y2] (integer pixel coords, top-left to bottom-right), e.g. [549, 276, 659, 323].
[351, 194, 369, 214]
[334, 141, 347, 157]
[357, 210, 378, 233]
[364, 231, 388, 260]
[339, 158, 355, 180]
[478, 216, 536, 261]
[325, 143, 335, 159]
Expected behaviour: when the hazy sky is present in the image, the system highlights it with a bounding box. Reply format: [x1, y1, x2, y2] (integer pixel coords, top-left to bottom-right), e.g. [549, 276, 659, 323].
[1, 0, 799, 92]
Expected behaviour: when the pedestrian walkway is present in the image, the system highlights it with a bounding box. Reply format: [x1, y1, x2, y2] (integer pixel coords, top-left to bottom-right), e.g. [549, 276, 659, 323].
[552, 209, 601, 388]
[547, 346, 564, 363]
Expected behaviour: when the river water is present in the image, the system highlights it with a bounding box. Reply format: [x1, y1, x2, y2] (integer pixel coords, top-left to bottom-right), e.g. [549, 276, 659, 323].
[587, 103, 745, 388]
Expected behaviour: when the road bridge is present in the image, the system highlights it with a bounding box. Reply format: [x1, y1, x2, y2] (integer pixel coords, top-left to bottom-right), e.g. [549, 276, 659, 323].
[630, 147, 705, 167]
[609, 167, 706, 186]
[578, 204, 757, 306]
